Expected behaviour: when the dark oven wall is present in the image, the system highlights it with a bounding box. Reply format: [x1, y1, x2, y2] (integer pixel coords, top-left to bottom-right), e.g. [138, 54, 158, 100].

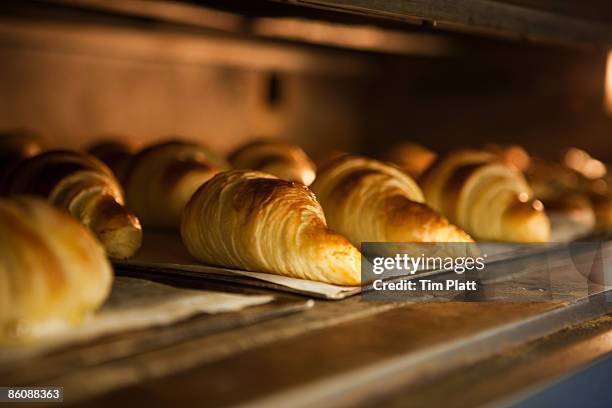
[0, 1, 610, 163]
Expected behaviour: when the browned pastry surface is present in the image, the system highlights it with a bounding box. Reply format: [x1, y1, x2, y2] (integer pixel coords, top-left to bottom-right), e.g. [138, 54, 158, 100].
[181, 170, 361, 285]
[0, 131, 44, 186]
[421, 149, 550, 242]
[384, 142, 437, 178]
[229, 139, 316, 186]
[0, 197, 112, 342]
[589, 192, 612, 231]
[2, 150, 142, 259]
[484, 144, 531, 172]
[125, 140, 227, 229]
[88, 139, 135, 182]
[311, 155, 472, 247]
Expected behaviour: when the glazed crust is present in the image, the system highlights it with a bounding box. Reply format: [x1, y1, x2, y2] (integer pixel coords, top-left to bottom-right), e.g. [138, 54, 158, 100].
[589, 192, 612, 231]
[0, 197, 112, 341]
[310, 155, 473, 247]
[1, 150, 142, 259]
[229, 140, 316, 186]
[125, 141, 226, 229]
[384, 142, 437, 178]
[421, 150, 550, 242]
[0, 132, 43, 186]
[88, 140, 135, 181]
[181, 170, 361, 285]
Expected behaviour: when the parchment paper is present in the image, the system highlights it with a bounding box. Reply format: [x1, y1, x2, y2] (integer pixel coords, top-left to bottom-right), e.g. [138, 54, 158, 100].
[115, 219, 593, 300]
[115, 231, 360, 299]
[0, 276, 274, 365]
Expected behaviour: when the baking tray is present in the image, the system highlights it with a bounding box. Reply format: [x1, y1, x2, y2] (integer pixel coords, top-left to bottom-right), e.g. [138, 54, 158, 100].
[0, 276, 313, 385]
[115, 230, 611, 300]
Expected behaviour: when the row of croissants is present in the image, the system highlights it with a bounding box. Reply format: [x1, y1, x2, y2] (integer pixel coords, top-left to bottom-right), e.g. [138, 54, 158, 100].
[2, 131, 610, 340]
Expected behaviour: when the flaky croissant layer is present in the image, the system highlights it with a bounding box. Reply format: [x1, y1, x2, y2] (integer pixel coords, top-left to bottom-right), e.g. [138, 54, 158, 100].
[421, 149, 551, 242]
[181, 170, 361, 285]
[229, 140, 317, 186]
[0, 197, 112, 341]
[125, 141, 227, 229]
[1, 150, 142, 259]
[311, 155, 473, 247]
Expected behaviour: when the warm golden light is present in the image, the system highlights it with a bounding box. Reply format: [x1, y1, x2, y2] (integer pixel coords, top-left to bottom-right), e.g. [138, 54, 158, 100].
[532, 200, 544, 212]
[604, 51, 612, 115]
[252, 18, 454, 57]
[563, 147, 607, 179]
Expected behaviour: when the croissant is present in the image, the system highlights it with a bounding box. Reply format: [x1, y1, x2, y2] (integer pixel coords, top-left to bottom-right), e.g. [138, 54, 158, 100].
[88, 139, 135, 182]
[229, 140, 316, 185]
[526, 150, 612, 232]
[420, 150, 551, 242]
[125, 141, 227, 229]
[181, 170, 361, 285]
[310, 155, 473, 247]
[589, 192, 612, 231]
[0, 197, 112, 341]
[384, 142, 437, 178]
[0, 131, 43, 185]
[1, 150, 142, 259]
[484, 144, 531, 172]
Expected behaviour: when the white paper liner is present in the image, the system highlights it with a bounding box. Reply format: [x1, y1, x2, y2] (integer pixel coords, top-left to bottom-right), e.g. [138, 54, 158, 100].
[0, 276, 273, 364]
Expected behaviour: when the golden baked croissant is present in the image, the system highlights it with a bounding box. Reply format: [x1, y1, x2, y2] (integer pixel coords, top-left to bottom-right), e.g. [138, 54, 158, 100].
[0, 197, 112, 341]
[526, 150, 612, 233]
[421, 150, 551, 242]
[588, 192, 612, 231]
[310, 155, 473, 247]
[1, 150, 142, 259]
[229, 140, 316, 185]
[181, 170, 361, 285]
[484, 144, 531, 172]
[88, 139, 135, 181]
[0, 131, 43, 184]
[125, 141, 227, 229]
[384, 142, 437, 178]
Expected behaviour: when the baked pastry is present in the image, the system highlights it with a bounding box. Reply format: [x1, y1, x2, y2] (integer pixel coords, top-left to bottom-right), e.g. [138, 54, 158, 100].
[384, 142, 437, 178]
[563, 147, 607, 180]
[484, 144, 531, 172]
[589, 192, 612, 231]
[310, 155, 473, 247]
[526, 157, 579, 201]
[181, 170, 361, 285]
[88, 139, 135, 181]
[421, 149, 551, 242]
[524, 150, 612, 233]
[0, 197, 112, 341]
[544, 192, 596, 241]
[0, 131, 43, 185]
[125, 141, 227, 229]
[229, 139, 316, 185]
[1, 150, 142, 259]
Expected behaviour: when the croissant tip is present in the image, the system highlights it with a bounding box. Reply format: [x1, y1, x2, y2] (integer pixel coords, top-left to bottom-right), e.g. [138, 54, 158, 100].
[97, 221, 143, 260]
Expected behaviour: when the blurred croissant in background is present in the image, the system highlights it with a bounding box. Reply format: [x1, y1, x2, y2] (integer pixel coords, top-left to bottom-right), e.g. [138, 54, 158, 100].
[124, 140, 228, 229]
[383, 142, 437, 179]
[525, 146, 612, 234]
[1, 150, 142, 259]
[181, 170, 361, 285]
[88, 139, 136, 182]
[0, 130, 44, 186]
[229, 139, 316, 186]
[0, 197, 112, 342]
[421, 149, 551, 242]
[311, 155, 473, 247]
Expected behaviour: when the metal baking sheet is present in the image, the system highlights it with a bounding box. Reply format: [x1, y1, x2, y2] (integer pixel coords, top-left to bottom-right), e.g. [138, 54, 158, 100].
[114, 231, 610, 300]
[114, 231, 361, 299]
[0, 276, 313, 384]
